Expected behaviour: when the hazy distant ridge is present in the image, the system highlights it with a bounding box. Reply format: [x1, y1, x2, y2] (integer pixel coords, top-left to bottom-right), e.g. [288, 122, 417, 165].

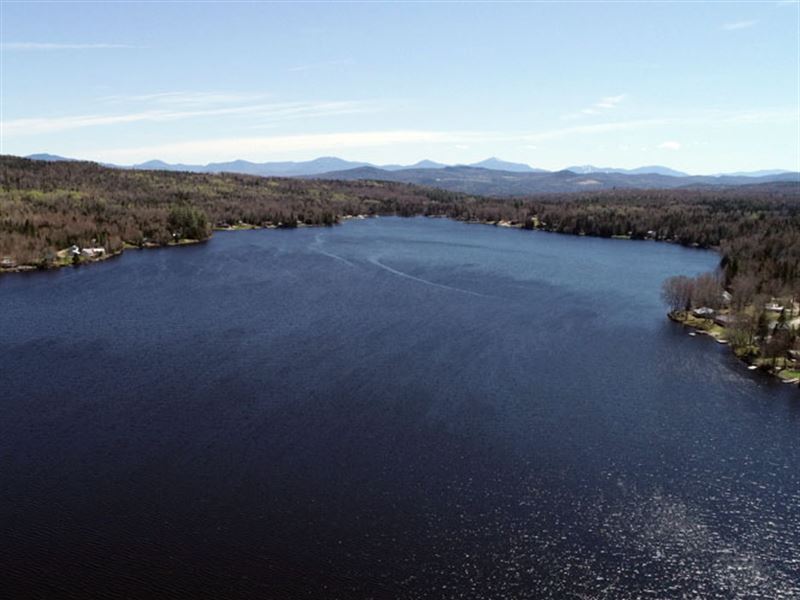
[23, 154, 798, 195]
[305, 165, 800, 196]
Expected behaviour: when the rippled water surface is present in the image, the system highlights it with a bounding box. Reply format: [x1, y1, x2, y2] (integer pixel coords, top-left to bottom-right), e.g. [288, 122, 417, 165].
[2, 217, 799, 598]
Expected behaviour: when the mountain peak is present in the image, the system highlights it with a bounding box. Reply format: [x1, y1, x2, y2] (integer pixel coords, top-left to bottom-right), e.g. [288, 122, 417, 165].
[469, 157, 541, 173]
[26, 153, 74, 162]
[409, 159, 446, 169]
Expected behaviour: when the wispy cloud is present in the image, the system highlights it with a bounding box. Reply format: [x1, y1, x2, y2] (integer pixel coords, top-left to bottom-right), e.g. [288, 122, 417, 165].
[3, 100, 379, 136]
[722, 20, 758, 31]
[594, 95, 626, 109]
[97, 91, 272, 106]
[2, 42, 139, 51]
[96, 130, 461, 163]
[13, 106, 795, 163]
[563, 94, 626, 119]
[90, 122, 676, 163]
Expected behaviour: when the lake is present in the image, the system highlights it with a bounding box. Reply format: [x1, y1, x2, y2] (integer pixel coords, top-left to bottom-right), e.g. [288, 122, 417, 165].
[2, 217, 798, 598]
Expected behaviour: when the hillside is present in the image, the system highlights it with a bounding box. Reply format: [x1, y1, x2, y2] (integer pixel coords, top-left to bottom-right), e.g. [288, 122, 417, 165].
[307, 165, 800, 196]
[0, 156, 445, 265]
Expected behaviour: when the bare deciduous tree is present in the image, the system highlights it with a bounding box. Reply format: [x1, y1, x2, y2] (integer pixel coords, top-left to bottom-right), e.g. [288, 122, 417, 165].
[693, 272, 724, 309]
[662, 275, 695, 313]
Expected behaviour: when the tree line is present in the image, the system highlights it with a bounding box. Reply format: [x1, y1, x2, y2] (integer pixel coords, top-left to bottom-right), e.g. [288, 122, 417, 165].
[2, 156, 799, 302]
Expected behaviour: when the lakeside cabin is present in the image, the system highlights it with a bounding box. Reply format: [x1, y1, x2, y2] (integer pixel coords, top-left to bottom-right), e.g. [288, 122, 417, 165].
[692, 307, 715, 318]
[80, 247, 106, 258]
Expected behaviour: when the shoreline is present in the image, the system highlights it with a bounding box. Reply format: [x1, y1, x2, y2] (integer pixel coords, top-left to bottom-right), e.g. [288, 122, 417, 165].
[668, 310, 800, 387]
[0, 216, 373, 277]
[3, 215, 797, 389]
[0, 213, 719, 278]
[0, 237, 206, 275]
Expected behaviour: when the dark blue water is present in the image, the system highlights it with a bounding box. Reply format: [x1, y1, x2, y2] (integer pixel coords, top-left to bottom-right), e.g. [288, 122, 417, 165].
[2, 217, 799, 599]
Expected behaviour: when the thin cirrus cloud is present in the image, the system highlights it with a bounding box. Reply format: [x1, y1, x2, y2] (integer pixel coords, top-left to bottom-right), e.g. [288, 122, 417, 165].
[721, 20, 758, 31]
[10, 104, 794, 162]
[95, 109, 787, 163]
[563, 94, 626, 119]
[658, 141, 682, 151]
[96, 130, 463, 163]
[88, 121, 678, 163]
[97, 91, 274, 106]
[94, 124, 655, 163]
[2, 100, 379, 136]
[2, 42, 140, 50]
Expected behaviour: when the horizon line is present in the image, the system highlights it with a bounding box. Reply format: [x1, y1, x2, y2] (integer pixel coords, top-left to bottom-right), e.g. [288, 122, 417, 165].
[10, 152, 798, 176]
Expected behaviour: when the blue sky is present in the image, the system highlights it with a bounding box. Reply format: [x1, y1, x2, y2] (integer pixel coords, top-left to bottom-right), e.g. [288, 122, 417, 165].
[1, 1, 798, 173]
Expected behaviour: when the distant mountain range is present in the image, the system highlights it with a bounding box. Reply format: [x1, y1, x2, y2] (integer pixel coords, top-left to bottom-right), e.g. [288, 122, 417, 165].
[125, 155, 555, 176]
[565, 164, 690, 177]
[23, 153, 799, 196]
[302, 166, 800, 196]
[563, 165, 796, 178]
[132, 157, 374, 177]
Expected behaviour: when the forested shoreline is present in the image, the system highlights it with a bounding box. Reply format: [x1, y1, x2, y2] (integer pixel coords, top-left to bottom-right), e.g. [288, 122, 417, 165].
[1, 156, 799, 299]
[3, 155, 799, 380]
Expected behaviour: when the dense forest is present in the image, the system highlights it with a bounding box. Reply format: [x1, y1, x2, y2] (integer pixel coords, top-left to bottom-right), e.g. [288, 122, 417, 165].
[0, 156, 441, 264]
[1, 156, 799, 302]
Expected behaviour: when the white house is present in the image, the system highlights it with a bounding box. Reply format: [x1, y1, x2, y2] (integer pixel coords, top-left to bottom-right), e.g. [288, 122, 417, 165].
[80, 247, 106, 258]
